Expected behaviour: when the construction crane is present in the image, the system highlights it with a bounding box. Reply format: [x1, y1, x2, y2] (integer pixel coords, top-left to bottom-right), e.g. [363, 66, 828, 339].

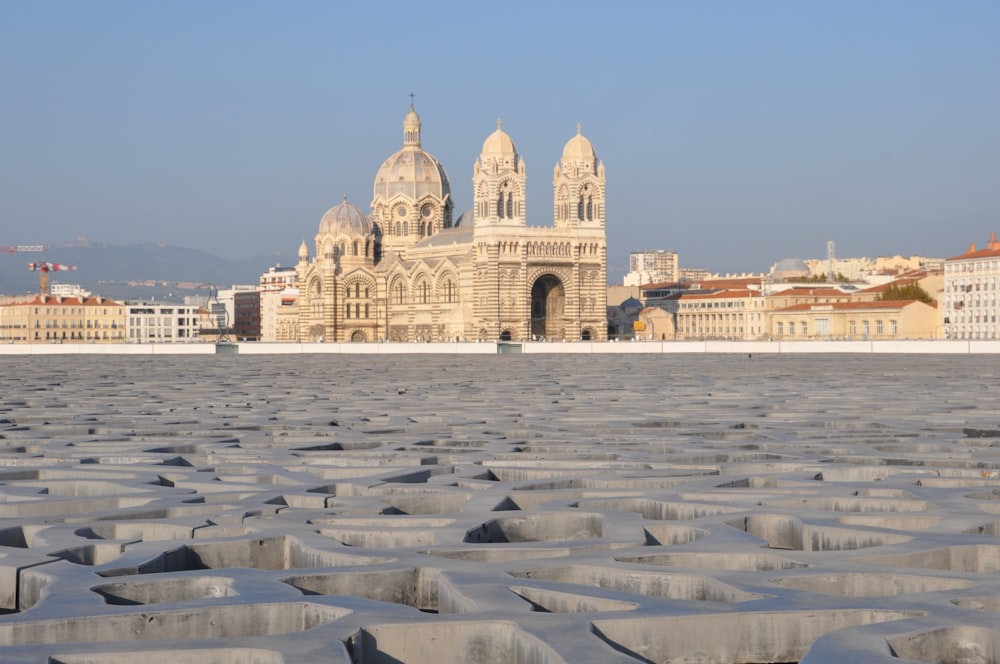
[2, 245, 47, 254]
[28, 262, 78, 295]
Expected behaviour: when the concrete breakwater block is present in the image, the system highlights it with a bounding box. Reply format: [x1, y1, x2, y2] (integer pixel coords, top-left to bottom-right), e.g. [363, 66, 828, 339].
[1, 354, 1000, 663]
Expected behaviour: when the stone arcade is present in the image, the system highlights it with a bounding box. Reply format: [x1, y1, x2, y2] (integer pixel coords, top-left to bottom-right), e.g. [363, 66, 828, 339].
[288, 105, 608, 343]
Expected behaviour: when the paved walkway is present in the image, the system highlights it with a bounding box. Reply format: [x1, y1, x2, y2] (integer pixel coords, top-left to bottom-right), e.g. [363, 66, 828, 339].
[1, 354, 999, 663]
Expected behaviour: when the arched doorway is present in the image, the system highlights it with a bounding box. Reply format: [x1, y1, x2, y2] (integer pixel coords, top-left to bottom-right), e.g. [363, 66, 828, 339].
[350, 330, 366, 342]
[500, 329, 512, 341]
[531, 275, 565, 340]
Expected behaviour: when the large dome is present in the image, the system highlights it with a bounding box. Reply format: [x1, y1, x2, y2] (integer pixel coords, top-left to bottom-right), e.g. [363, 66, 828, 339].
[373, 105, 451, 202]
[561, 125, 596, 162]
[374, 149, 451, 200]
[318, 196, 372, 236]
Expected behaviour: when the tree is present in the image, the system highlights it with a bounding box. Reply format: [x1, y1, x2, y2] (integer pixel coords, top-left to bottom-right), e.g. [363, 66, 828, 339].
[877, 283, 934, 304]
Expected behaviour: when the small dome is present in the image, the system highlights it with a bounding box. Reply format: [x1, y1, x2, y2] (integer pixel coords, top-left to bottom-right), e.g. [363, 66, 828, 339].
[562, 124, 595, 162]
[772, 258, 810, 280]
[404, 107, 420, 130]
[318, 196, 372, 236]
[453, 208, 474, 228]
[481, 119, 517, 156]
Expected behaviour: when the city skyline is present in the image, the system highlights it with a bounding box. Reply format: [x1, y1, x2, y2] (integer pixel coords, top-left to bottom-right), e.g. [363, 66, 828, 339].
[3, 1, 998, 280]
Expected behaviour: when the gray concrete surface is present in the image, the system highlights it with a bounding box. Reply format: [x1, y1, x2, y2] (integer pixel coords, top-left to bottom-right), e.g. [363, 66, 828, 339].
[0, 354, 999, 663]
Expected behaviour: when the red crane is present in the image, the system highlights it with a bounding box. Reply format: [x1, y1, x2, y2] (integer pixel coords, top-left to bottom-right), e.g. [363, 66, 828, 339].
[28, 262, 78, 295]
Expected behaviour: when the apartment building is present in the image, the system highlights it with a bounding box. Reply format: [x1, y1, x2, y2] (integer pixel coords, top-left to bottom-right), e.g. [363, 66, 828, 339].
[125, 302, 211, 343]
[0, 295, 125, 343]
[943, 233, 1000, 340]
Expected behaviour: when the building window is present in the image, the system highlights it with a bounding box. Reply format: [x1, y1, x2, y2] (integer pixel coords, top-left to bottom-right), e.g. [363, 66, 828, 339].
[876, 320, 884, 335]
[789, 322, 796, 336]
[801, 322, 808, 336]
[863, 320, 870, 336]
[776, 322, 784, 336]
[890, 320, 898, 335]
[816, 318, 829, 336]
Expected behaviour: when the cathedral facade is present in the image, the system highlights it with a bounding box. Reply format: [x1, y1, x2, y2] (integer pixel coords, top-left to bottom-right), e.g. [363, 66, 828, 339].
[286, 104, 607, 343]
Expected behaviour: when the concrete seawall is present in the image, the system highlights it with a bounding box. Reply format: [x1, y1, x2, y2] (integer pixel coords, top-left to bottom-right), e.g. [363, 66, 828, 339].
[1, 339, 999, 354]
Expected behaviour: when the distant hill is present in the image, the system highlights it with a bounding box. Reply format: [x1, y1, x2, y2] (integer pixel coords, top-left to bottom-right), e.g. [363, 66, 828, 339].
[0, 240, 287, 300]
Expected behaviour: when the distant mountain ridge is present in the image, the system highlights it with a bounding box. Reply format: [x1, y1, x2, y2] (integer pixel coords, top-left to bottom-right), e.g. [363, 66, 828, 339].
[0, 239, 286, 300]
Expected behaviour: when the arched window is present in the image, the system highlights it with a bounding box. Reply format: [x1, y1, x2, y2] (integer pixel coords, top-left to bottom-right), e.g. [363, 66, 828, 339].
[365, 303, 369, 318]
[586, 196, 593, 221]
[353, 241, 359, 256]
[355, 283, 360, 298]
[345, 287, 351, 298]
[506, 193, 513, 218]
[345, 303, 350, 318]
[395, 221, 401, 236]
[577, 196, 585, 221]
[402, 222, 408, 236]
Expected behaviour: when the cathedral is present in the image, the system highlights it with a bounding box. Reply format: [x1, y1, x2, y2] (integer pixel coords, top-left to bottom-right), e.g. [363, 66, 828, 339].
[284, 103, 607, 342]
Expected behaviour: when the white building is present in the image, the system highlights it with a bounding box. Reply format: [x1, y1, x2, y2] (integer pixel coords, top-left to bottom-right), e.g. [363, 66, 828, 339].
[260, 265, 298, 293]
[125, 302, 210, 343]
[215, 285, 257, 331]
[49, 284, 91, 299]
[943, 232, 1000, 340]
[624, 250, 679, 286]
[258, 265, 298, 341]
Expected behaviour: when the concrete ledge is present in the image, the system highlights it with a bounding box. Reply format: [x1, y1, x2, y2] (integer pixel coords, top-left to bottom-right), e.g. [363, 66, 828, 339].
[1, 340, 997, 354]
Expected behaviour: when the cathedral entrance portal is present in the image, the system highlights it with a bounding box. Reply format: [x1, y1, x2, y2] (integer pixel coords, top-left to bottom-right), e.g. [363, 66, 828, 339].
[531, 275, 566, 340]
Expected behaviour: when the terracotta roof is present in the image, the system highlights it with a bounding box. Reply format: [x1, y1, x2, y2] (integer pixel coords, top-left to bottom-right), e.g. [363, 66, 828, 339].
[697, 277, 761, 289]
[667, 289, 761, 301]
[772, 286, 856, 297]
[773, 299, 935, 313]
[0, 295, 122, 307]
[947, 233, 1000, 261]
[857, 277, 923, 294]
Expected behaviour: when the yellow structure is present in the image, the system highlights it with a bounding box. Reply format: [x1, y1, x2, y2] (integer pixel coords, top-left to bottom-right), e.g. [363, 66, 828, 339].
[769, 300, 939, 340]
[287, 105, 608, 343]
[0, 295, 125, 343]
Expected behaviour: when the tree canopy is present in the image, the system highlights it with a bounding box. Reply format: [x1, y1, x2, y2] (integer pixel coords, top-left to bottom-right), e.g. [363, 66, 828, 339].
[877, 282, 934, 304]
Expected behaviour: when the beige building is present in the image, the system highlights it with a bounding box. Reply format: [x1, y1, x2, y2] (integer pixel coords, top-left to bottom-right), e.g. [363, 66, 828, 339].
[770, 300, 939, 340]
[943, 232, 1000, 340]
[0, 295, 125, 343]
[288, 105, 607, 343]
[664, 289, 766, 340]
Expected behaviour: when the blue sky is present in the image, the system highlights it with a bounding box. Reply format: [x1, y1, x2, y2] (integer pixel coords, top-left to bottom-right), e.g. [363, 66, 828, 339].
[2, 1, 999, 280]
